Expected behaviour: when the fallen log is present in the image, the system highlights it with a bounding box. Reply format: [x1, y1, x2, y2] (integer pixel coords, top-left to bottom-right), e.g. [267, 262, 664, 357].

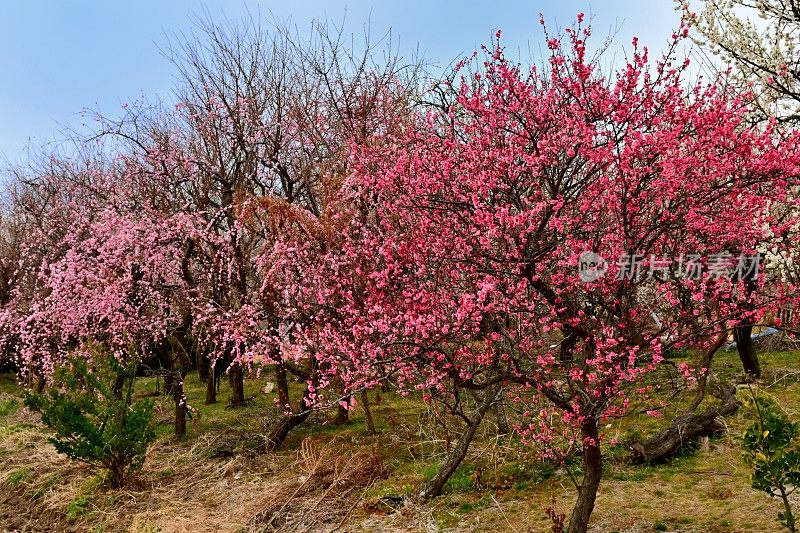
[631, 384, 740, 463]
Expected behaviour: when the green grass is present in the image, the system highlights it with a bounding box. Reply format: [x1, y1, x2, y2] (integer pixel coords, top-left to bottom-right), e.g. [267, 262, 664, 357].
[0, 374, 20, 396]
[457, 492, 494, 513]
[420, 463, 475, 494]
[29, 473, 62, 499]
[66, 496, 90, 519]
[131, 370, 289, 441]
[0, 399, 19, 418]
[7, 467, 31, 487]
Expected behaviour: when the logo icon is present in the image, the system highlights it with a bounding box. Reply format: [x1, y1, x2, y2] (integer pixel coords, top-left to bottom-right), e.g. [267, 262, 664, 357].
[578, 251, 608, 283]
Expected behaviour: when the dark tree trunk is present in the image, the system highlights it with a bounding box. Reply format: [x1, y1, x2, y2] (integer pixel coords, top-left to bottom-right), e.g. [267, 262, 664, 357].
[779, 486, 797, 532]
[495, 402, 509, 436]
[275, 363, 290, 410]
[419, 387, 497, 500]
[174, 383, 187, 437]
[228, 362, 245, 407]
[265, 411, 311, 451]
[172, 319, 192, 437]
[567, 417, 602, 533]
[265, 392, 312, 451]
[735, 324, 761, 379]
[734, 265, 762, 379]
[197, 351, 210, 382]
[161, 368, 187, 437]
[108, 462, 125, 488]
[361, 390, 376, 434]
[205, 367, 217, 405]
[155, 318, 191, 437]
[112, 374, 125, 400]
[265, 358, 319, 451]
[632, 384, 740, 463]
[334, 397, 350, 425]
[157, 348, 187, 437]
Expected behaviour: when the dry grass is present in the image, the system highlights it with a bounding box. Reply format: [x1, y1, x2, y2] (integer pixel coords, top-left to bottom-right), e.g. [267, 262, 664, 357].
[248, 436, 386, 532]
[0, 354, 797, 532]
[0, 389, 387, 533]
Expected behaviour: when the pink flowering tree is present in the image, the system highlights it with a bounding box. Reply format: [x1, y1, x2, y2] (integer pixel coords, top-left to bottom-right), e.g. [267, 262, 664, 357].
[0, 153, 204, 436]
[288, 18, 800, 532]
[92, 17, 420, 422]
[0, 156, 116, 382]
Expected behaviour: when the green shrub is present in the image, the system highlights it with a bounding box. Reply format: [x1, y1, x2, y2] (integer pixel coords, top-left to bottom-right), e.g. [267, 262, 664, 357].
[24, 352, 156, 488]
[740, 390, 800, 531]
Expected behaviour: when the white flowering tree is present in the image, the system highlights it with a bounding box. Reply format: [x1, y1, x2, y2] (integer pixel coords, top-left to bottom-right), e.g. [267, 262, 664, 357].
[683, 0, 800, 123]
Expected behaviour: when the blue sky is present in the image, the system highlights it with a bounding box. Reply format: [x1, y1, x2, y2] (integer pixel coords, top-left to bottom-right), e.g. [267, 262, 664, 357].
[0, 1, 683, 161]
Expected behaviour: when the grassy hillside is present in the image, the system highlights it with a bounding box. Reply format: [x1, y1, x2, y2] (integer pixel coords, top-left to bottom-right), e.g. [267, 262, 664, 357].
[0, 349, 797, 532]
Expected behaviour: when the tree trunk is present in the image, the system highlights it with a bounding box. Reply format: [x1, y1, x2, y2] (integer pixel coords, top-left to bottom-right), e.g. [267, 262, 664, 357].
[734, 266, 761, 379]
[419, 387, 497, 500]
[334, 395, 350, 425]
[779, 485, 797, 532]
[265, 358, 318, 451]
[567, 417, 602, 533]
[174, 383, 187, 437]
[265, 412, 310, 451]
[265, 389, 312, 451]
[687, 329, 728, 413]
[228, 362, 245, 407]
[156, 345, 187, 437]
[274, 363, 291, 410]
[735, 324, 761, 379]
[170, 356, 189, 437]
[108, 462, 125, 488]
[361, 390, 376, 434]
[205, 366, 217, 405]
[632, 384, 740, 463]
[495, 402, 509, 436]
[197, 351, 210, 382]
[112, 374, 125, 400]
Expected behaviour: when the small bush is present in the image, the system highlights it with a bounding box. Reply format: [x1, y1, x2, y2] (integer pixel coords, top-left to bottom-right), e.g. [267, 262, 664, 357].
[740, 390, 800, 531]
[25, 352, 156, 488]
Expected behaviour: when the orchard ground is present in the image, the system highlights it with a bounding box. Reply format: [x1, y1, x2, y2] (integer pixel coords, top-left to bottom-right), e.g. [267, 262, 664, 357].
[0, 350, 796, 532]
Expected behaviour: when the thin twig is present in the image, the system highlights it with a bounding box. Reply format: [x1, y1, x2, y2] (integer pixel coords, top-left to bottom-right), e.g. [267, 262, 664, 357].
[491, 494, 519, 533]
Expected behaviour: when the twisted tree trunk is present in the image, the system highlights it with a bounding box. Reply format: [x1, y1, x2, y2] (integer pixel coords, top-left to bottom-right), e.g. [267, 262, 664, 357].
[265, 358, 319, 451]
[567, 416, 602, 533]
[419, 387, 498, 500]
[265, 388, 312, 451]
[632, 384, 740, 463]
